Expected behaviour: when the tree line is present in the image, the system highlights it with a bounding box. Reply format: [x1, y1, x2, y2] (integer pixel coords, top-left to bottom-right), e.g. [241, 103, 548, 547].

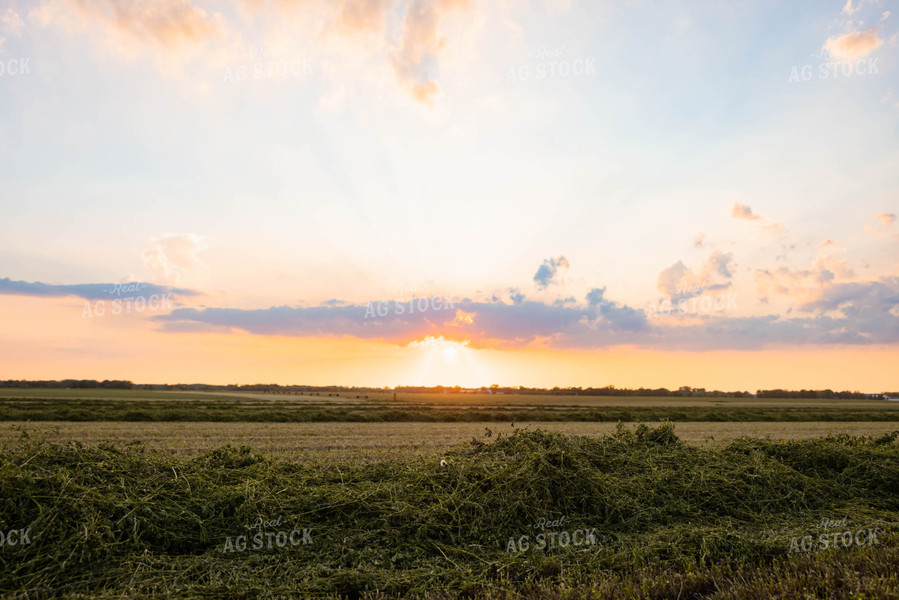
[0, 380, 894, 398]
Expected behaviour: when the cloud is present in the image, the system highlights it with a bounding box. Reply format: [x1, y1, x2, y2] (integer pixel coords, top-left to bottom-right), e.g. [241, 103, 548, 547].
[244, 0, 468, 103]
[586, 287, 649, 332]
[703, 250, 734, 279]
[731, 201, 761, 221]
[154, 295, 587, 348]
[390, 0, 467, 104]
[1, 7, 25, 35]
[799, 278, 899, 315]
[0, 277, 198, 301]
[449, 308, 475, 326]
[824, 28, 884, 61]
[61, 0, 226, 48]
[865, 213, 899, 238]
[657, 251, 734, 299]
[141, 233, 209, 286]
[693, 233, 705, 248]
[38, 0, 472, 104]
[754, 253, 855, 303]
[533, 256, 570, 289]
[152, 274, 899, 350]
[731, 201, 785, 236]
[153, 289, 648, 349]
[335, 0, 391, 33]
[843, 0, 857, 16]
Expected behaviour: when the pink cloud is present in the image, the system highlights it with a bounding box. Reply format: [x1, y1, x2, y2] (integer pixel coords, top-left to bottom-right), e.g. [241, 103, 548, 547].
[824, 28, 884, 61]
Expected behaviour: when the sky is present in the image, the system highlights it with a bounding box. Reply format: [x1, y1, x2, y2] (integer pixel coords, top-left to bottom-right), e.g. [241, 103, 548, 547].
[0, 0, 898, 391]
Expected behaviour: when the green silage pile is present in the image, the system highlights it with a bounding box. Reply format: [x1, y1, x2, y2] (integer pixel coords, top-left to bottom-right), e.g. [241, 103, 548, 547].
[0, 425, 896, 599]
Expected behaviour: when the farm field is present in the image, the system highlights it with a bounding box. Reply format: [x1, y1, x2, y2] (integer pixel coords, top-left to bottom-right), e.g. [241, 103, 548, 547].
[2, 390, 898, 598]
[0, 424, 896, 599]
[2, 420, 898, 462]
[2, 387, 896, 407]
[2, 389, 898, 423]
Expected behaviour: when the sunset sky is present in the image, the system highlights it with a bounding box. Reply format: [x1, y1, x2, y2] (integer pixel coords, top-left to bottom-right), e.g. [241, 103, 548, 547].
[1, 0, 898, 390]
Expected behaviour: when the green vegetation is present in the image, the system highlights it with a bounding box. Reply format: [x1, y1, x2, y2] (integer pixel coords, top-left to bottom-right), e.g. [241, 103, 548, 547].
[2, 395, 899, 423]
[1, 425, 896, 598]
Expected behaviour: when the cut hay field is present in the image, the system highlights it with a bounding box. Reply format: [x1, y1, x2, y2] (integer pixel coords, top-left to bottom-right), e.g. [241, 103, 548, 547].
[2, 390, 897, 598]
[2, 421, 898, 462]
[2, 389, 897, 423]
[0, 424, 896, 599]
[2, 388, 895, 407]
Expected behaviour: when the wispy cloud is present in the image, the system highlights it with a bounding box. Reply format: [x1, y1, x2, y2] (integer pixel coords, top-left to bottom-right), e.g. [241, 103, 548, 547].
[0, 277, 198, 301]
[731, 201, 785, 236]
[865, 214, 899, 238]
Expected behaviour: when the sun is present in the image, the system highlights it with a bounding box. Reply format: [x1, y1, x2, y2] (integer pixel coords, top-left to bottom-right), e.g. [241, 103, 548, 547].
[408, 336, 489, 387]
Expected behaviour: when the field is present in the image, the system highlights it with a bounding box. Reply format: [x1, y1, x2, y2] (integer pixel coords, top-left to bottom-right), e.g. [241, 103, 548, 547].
[2, 421, 899, 463]
[2, 389, 897, 423]
[0, 390, 897, 598]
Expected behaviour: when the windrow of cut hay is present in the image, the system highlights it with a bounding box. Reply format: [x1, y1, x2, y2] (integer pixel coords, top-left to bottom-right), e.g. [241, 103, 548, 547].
[0, 425, 896, 599]
[4, 397, 899, 422]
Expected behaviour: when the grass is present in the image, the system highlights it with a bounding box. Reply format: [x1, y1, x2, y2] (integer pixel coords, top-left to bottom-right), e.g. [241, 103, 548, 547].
[0, 424, 896, 598]
[2, 395, 899, 423]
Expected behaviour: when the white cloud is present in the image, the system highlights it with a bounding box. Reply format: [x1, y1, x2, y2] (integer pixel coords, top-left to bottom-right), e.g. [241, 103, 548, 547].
[141, 233, 209, 286]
